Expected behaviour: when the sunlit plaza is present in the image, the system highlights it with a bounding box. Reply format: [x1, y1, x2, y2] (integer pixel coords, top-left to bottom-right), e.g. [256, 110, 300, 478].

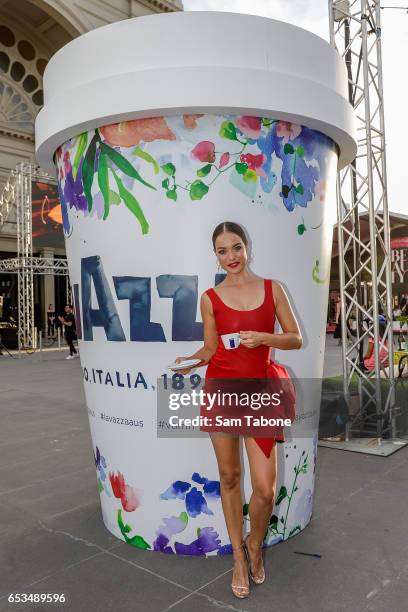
[0, 342, 407, 611]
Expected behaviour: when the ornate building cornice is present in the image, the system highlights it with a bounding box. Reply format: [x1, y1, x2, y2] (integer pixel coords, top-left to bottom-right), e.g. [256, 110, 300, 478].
[0, 127, 35, 143]
[133, 0, 182, 14]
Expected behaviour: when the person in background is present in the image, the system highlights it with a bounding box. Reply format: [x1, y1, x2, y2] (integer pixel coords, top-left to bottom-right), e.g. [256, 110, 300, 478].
[399, 293, 408, 316]
[363, 315, 389, 371]
[393, 306, 401, 319]
[58, 304, 78, 359]
[346, 314, 357, 338]
[333, 296, 342, 345]
[47, 303, 55, 337]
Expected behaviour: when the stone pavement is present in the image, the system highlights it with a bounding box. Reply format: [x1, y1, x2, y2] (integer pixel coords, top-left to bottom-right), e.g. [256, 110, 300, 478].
[323, 334, 344, 378]
[0, 348, 407, 612]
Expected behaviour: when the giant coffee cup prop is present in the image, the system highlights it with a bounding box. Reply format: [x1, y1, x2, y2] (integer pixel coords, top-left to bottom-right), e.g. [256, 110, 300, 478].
[35, 12, 356, 555]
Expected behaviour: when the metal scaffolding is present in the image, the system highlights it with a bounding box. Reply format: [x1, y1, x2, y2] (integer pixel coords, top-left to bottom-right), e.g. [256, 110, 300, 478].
[0, 162, 69, 350]
[0, 170, 16, 227]
[329, 1, 396, 443]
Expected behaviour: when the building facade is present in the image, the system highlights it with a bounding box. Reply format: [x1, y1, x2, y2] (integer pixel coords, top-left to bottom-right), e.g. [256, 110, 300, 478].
[0, 0, 182, 329]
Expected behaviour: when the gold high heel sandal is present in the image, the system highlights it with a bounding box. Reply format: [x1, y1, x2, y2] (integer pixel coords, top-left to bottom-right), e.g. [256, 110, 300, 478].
[244, 533, 266, 585]
[231, 542, 250, 599]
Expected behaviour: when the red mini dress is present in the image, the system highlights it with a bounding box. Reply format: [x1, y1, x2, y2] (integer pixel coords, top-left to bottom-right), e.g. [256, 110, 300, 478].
[201, 278, 288, 458]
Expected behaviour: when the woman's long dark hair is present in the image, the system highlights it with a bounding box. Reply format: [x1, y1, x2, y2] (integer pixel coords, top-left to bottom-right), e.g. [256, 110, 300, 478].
[212, 222, 248, 248]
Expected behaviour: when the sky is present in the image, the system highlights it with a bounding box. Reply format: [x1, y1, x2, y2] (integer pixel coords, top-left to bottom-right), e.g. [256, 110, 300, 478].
[182, 0, 408, 216]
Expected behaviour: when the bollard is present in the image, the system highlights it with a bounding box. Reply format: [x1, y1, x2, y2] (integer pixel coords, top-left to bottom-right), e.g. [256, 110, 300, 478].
[57, 327, 61, 351]
[38, 330, 43, 361]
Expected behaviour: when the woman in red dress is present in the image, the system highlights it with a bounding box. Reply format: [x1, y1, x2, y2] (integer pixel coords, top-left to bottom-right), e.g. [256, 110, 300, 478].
[175, 221, 302, 599]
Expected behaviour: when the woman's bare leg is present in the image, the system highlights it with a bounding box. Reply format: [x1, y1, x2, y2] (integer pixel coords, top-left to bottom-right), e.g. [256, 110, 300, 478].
[209, 433, 248, 590]
[243, 437, 277, 576]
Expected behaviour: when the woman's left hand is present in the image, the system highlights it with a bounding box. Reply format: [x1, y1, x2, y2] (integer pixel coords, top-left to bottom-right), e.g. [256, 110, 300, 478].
[239, 331, 265, 348]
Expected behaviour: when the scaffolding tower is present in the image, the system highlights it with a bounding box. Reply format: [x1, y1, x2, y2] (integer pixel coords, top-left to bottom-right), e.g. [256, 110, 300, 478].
[329, 0, 396, 443]
[0, 162, 69, 350]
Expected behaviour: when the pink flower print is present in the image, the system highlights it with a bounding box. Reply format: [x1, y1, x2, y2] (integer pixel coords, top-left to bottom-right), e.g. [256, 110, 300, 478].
[191, 141, 216, 163]
[315, 179, 326, 203]
[236, 116, 262, 139]
[63, 151, 70, 174]
[219, 152, 230, 168]
[183, 114, 204, 129]
[109, 471, 140, 512]
[276, 121, 302, 142]
[122, 484, 139, 512]
[100, 117, 176, 147]
[240, 153, 267, 177]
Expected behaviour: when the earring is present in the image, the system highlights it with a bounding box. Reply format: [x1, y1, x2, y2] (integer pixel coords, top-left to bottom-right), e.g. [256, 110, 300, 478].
[217, 261, 221, 271]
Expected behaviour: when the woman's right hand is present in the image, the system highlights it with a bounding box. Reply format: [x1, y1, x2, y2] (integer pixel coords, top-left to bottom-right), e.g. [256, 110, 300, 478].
[172, 356, 193, 375]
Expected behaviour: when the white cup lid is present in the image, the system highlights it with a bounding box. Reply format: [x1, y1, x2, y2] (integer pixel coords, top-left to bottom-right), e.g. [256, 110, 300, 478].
[35, 11, 356, 174]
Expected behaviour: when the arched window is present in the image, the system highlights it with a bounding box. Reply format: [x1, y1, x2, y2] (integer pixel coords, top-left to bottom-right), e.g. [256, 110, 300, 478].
[0, 81, 33, 132]
[0, 24, 48, 135]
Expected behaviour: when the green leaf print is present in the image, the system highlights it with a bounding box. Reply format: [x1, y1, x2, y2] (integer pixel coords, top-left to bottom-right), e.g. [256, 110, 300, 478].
[197, 164, 212, 177]
[132, 146, 160, 174]
[288, 526, 301, 538]
[82, 134, 98, 211]
[276, 485, 288, 505]
[243, 169, 257, 182]
[117, 509, 151, 549]
[161, 162, 176, 176]
[235, 162, 248, 175]
[219, 121, 238, 141]
[127, 534, 151, 549]
[189, 180, 209, 200]
[109, 190, 121, 205]
[112, 170, 149, 234]
[72, 132, 88, 180]
[101, 143, 156, 190]
[166, 187, 177, 201]
[97, 151, 110, 220]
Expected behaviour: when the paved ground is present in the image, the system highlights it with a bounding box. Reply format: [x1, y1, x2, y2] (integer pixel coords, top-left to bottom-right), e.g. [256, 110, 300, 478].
[323, 335, 344, 378]
[1, 345, 408, 612]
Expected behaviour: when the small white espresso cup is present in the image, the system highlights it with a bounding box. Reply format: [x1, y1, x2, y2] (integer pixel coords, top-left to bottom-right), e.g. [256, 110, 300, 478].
[221, 333, 241, 350]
